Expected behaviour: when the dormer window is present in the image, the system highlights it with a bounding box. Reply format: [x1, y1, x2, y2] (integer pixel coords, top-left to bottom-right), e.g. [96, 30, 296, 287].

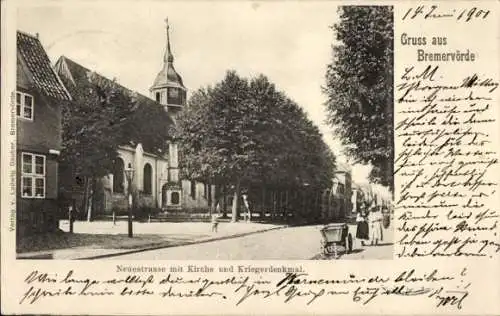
[16, 91, 34, 120]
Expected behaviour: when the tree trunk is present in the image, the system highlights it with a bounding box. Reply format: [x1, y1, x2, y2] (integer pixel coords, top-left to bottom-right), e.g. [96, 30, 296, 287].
[81, 176, 91, 222]
[301, 190, 306, 221]
[207, 180, 212, 216]
[315, 191, 320, 221]
[89, 177, 98, 222]
[276, 189, 283, 217]
[285, 190, 289, 220]
[271, 189, 278, 220]
[261, 186, 266, 218]
[222, 184, 227, 218]
[231, 179, 241, 222]
[86, 177, 95, 222]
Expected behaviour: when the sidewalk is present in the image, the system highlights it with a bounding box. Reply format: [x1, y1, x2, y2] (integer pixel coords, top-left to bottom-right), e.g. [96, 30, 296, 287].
[17, 220, 285, 260]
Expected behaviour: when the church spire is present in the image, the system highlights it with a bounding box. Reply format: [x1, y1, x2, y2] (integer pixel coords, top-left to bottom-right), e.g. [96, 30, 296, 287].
[164, 18, 174, 63]
[150, 19, 186, 110]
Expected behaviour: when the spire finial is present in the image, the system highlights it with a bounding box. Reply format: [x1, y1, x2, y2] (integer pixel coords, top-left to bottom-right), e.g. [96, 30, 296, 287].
[164, 17, 174, 63]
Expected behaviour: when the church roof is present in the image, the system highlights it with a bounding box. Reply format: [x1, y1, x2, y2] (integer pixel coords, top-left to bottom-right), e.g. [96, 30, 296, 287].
[150, 20, 185, 90]
[55, 56, 164, 109]
[152, 63, 185, 89]
[55, 55, 168, 110]
[54, 56, 175, 153]
[17, 31, 71, 100]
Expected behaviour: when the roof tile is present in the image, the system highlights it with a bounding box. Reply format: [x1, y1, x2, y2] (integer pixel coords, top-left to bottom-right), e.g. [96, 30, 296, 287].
[17, 31, 71, 101]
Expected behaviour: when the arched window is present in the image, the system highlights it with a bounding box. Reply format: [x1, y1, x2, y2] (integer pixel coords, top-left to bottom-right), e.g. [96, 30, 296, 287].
[112, 158, 124, 193]
[143, 163, 152, 195]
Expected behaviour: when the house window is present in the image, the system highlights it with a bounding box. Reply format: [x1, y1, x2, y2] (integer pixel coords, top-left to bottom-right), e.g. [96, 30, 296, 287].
[190, 180, 196, 199]
[21, 153, 45, 198]
[143, 163, 152, 195]
[155, 92, 161, 103]
[16, 91, 34, 120]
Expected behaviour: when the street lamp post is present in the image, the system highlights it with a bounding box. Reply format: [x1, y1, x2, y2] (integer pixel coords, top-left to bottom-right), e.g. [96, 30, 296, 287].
[125, 164, 135, 238]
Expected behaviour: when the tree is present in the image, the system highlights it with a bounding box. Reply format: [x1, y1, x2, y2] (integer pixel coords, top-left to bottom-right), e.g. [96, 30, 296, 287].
[120, 95, 175, 155]
[177, 71, 335, 221]
[324, 6, 394, 191]
[60, 73, 136, 219]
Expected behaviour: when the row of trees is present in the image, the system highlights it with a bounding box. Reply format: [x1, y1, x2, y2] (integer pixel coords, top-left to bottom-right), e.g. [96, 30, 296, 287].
[324, 6, 394, 191]
[176, 71, 336, 221]
[59, 70, 335, 221]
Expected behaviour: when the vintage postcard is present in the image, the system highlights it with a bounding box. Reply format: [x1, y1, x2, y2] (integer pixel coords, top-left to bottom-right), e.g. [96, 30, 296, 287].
[1, 0, 499, 315]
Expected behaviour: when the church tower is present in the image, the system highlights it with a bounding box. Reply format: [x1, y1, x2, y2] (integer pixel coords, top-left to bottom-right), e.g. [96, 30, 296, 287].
[150, 19, 186, 120]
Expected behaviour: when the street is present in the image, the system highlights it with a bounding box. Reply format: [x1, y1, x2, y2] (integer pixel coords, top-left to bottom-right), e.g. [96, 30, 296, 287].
[106, 224, 393, 260]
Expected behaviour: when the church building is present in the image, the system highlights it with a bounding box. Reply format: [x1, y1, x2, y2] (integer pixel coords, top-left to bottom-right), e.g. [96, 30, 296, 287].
[55, 20, 215, 216]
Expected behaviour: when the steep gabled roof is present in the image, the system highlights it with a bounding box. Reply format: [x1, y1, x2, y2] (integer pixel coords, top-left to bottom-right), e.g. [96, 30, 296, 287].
[17, 31, 71, 100]
[55, 55, 173, 114]
[54, 55, 176, 153]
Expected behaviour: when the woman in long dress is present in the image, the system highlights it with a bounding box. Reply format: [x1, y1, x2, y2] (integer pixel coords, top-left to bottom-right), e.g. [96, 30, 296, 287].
[356, 211, 369, 246]
[368, 206, 383, 245]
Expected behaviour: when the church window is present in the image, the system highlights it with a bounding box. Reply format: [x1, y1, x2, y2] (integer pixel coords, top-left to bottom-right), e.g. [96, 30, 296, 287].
[190, 180, 196, 199]
[167, 88, 184, 105]
[168, 87, 179, 98]
[143, 163, 152, 195]
[112, 158, 125, 193]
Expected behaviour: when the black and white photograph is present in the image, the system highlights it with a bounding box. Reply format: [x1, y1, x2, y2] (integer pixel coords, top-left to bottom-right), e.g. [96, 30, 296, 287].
[14, 3, 394, 260]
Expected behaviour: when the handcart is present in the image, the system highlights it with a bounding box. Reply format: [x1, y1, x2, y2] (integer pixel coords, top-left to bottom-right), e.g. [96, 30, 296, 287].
[320, 223, 353, 258]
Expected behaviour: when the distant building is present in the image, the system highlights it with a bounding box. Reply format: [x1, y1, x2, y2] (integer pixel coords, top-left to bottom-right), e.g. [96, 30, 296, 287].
[55, 21, 214, 215]
[16, 31, 72, 236]
[352, 181, 393, 213]
[319, 161, 353, 221]
[333, 161, 353, 218]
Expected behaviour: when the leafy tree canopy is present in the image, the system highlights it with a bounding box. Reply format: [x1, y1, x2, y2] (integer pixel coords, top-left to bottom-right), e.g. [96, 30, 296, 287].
[60, 73, 174, 180]
[60, 73, 136, 179]
[324, 6, 394, 191]
[176, 70, 336, 191]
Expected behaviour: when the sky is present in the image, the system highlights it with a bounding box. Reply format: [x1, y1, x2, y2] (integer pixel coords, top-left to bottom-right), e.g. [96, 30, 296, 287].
[16, 0, 372, 183]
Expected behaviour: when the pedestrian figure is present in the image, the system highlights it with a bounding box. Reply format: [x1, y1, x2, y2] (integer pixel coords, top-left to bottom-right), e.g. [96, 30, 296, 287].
[211, 213, 219, 233]
[368, 205, 383, 245]
[355, 211, 369, 246]
[242, 193, 251, 222]
[216, 200, 221, 215]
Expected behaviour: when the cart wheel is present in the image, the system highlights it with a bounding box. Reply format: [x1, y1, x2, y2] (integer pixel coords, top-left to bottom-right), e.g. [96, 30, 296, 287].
[322, 242, 329, 256]
[346, 234, 353, 253]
